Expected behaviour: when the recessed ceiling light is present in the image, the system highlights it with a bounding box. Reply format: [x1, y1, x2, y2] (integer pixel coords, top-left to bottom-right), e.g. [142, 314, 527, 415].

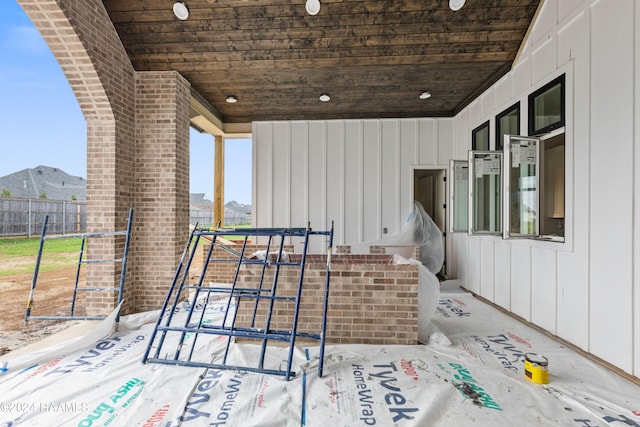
[449, 0, 466, 11]
[306, 0, 321, 15]
[173, 2, 189, 20]
[419, 91, 432, 100]
[319, 94, 330, 102]
[226, 96, 238, 103]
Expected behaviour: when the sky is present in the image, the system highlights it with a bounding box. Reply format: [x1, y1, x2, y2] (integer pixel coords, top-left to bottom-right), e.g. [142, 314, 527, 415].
[0, 1, 252, 205]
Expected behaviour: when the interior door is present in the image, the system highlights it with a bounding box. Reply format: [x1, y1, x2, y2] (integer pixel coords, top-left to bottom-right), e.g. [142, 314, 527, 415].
[414, 168, 446, 275]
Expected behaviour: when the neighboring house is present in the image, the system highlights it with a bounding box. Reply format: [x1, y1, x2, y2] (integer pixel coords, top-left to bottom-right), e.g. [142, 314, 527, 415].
[225, 201, 251, 225]
[189, 193, 252, 225]
[0, 165, 86, 201]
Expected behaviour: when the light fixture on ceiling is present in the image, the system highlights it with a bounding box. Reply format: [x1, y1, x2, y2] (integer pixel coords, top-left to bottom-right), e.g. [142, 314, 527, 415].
[319, 94, 331, 102]
[173, 2, 189, 20]
[449, 0, 466, 11]
[226, 95, 238, 103]
[419, 91, 432, 100]
[306, 0, 321, 15]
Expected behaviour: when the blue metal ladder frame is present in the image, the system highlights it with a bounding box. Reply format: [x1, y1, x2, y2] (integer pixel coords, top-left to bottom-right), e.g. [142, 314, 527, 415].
[142, 223, 333, 381]
[24, 208, 134, 325]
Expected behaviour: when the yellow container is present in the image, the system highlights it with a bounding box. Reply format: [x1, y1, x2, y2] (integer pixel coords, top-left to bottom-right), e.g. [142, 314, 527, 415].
[524, 353, 549, 384]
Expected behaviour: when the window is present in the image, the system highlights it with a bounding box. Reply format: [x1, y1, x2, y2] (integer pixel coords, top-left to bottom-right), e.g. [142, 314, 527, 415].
[529, 74, 565, 135]
[468, 151, 502, 235]
[472, 121, 490, 150]
[495, 102, 520, 151]
[503, 136, 539, 238]
[540, 131, 565, 239]
[449, 160, 468, 232]
[503, 129, 565, 241]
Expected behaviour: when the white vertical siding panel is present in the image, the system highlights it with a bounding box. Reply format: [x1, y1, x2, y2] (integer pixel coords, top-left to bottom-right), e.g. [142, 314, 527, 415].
[437, 119, 454, 166]
[531, 0, 557, 45]
[558, 0, 584, 24]
[480, 89, 495, 118]
[326, 121, 345, 240]
[494, 240, 511, 310]
[271, 122, 290, 227]
[531, 248, 557, 334]
[453, 110, 470, 160]
[494, 74, 512, 111]
[557, 11, 585, 67]
[362, 120, 381, 242]
[468, 100, 482, 131]
[532, 37, 558, 84]
[418, 119, 437, 165]
[308, 122, 327, 252]
[557, 11, 589, 350]
[589, 0, 634, 371]
[290, 122, 309, 230]
[400, 120, 418, 213]
[480, 240, 495, 300]
[512, 58, 532, 98]
[467, 238, 481, 294]
[557, 252, 589, 350]
[448, 232, 461, 281]
[454, 233, 469, 287]
[381, 120, 399, 236]
[253, 122, 273, 228]
[635, 0, 640, 379]
[511, 244, 532, 321]
[344, 120, 363, 244]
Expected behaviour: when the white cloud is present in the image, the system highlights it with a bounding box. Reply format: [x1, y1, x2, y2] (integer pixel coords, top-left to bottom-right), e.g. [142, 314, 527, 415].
[3, 24, 48, 53]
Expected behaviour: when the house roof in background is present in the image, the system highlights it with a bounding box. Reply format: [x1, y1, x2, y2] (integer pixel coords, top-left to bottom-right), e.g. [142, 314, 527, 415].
[0, 166, 86, 201]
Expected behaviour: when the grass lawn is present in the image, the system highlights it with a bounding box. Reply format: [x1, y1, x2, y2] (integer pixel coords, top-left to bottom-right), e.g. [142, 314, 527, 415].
[0, 236, 82, 276]
[0, 236, 82, 256]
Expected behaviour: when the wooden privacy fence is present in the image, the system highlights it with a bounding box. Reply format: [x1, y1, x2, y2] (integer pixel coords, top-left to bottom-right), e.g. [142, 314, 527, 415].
[0, 197, 86, 237]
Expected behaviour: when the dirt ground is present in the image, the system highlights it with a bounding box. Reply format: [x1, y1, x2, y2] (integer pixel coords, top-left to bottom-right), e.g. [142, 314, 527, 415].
[0, 264, 82, 355]
[0, 248, 204, 356]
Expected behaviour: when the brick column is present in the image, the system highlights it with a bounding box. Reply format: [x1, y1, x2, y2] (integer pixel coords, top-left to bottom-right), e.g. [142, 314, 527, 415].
[19, 0, 191, 316]
[132, 72, 191, 313]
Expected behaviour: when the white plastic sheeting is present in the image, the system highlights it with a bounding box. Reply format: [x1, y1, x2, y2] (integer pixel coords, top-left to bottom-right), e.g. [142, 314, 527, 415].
[350, 200, 444, 275]
[1, 282, 639, 426]
[393, 255, 440, 344]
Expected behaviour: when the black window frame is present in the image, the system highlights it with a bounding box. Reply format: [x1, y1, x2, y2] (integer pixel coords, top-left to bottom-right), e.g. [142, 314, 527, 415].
[495, 102, 520, 151]
[472, 120, 490, 151]
[528, 74, 565, 135]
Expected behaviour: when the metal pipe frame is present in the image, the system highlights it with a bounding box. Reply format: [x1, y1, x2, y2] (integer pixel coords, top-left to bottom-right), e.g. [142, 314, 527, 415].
[24, 208, 134, 326]
[142, 224, 334, 381]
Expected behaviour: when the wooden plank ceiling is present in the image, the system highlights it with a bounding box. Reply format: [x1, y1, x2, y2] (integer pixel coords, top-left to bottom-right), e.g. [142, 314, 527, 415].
[103, 0, 541, 124]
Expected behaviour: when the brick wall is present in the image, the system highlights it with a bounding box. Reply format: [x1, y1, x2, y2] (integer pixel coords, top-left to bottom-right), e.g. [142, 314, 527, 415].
[226, 253, 419, 345]
[19, 0, 190, 316]
[200, 243, 295, 284]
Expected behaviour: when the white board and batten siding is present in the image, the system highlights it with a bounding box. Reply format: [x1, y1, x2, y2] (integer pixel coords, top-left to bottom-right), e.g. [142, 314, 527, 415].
[253, 0, 640, 378]
[449, 0, 640, 377]
[253, 119, 453, 254]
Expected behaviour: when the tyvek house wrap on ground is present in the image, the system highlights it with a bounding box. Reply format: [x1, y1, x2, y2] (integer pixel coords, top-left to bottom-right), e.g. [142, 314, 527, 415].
[1, 281, 639, 427]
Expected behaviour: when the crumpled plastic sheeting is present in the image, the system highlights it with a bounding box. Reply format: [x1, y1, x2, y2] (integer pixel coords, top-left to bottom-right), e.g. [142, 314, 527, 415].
[393, 254, 440, 344]
[351, 200, 444, 274]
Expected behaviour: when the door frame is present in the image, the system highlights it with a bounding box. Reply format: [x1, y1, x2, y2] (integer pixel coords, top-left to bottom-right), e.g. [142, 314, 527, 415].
[411, 165, 448, 277]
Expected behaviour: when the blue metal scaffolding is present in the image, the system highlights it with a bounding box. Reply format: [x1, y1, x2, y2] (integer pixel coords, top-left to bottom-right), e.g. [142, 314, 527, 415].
[24, 208, 133, 325]
[142, 224, 334, 381]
